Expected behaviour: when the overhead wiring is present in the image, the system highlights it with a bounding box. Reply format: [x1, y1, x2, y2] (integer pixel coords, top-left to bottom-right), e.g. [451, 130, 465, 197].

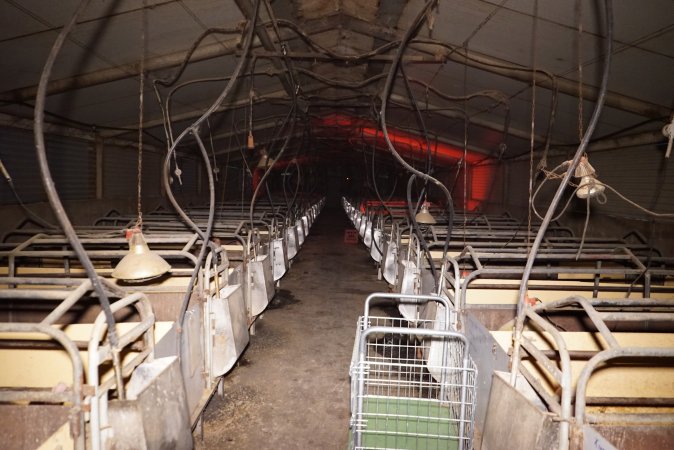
[399, 63, 443, 285]
[0, 100, 166, 145]
[262, 0, 299, 94]
[380, 0, 455, 290]
[266, 19, 402, 62]
[151, 26, 242, 145]
[32, 0, 125, 395]
[510, 0, 615, 392]
[160, 1, 258, 240]
[0, 158, 56, 229]
[248, 96, 298, 229]
[158, 0, 261, 348]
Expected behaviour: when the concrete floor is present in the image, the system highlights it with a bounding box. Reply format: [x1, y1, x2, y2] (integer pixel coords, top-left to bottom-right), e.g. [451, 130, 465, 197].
[195, 206, 387, 449]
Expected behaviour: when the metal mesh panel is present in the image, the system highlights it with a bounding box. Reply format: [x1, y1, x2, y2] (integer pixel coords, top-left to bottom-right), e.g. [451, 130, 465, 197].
[350, 316, 477, 450]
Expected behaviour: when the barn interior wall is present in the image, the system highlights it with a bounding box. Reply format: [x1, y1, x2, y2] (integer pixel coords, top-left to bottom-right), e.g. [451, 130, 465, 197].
[499, 142, 674, 254]
[0, 127, 203, 235]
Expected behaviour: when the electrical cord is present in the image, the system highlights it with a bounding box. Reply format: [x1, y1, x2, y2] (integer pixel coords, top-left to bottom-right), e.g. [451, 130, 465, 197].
[154, 27, 243, 89]
[161, 0, 258, 242]
[366, 116, 397, 251]
[151, 26, 243, 145]
[160, 2, 260, 354]
[176, 131, 216, 332]
[262, 0, 300, 94]
[248, 100, 298, 232]
[511, 0, 614, 387]
[1, 100, 165, 145]
[281, 158, 301, 210]
[399, 63, 444, 287]
[267, 19, 401, 62]
[406, 174, 438, 284]
[0, 158, 56, 229]
[33, 0, 119, 348]
[400, 65, 433, 176]
[380, 0, 455, 290]
[531, 162, 674, 261]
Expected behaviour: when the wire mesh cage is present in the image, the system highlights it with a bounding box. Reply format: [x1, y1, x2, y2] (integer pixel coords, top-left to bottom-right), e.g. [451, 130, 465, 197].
[350, 314, 477, 450]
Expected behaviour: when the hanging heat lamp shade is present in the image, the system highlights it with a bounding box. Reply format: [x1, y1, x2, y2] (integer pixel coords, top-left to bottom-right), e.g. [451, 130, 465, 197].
[576, 175, 606, 199]
[575, 155, 605, 199]
[112, 228, 171, 282]
[415, 204, 436, 225]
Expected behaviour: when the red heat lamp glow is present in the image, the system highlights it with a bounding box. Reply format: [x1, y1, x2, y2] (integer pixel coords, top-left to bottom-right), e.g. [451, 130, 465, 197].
[315, 114, 494, 211]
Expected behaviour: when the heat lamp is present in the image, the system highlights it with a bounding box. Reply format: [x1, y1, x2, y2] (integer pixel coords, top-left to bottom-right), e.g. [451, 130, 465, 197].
[575, 155, 605, 199]
[112, 228, 171, 282]
[415, 203, 436, 225]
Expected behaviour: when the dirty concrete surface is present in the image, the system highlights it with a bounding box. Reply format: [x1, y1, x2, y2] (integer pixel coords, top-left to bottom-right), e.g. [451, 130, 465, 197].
[195, 205, 388, 449]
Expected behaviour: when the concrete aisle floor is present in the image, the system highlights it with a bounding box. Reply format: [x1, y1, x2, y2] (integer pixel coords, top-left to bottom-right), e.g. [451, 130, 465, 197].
[195, 206, 388, 449]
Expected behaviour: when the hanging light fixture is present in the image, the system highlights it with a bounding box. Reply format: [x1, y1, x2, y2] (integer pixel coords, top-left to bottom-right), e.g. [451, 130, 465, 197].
[113, 25, 170, 283]
[112, 228, 171, 282]
[415, 203, 436, 225]
[247, 83, 255, 149]
[256, 149, 269, 169]
[247, 130, 255, 150]
[575, 155, 605, 199]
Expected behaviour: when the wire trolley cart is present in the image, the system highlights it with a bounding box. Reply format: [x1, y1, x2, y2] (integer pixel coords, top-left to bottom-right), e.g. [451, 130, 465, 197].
[349, 294, 477, 450]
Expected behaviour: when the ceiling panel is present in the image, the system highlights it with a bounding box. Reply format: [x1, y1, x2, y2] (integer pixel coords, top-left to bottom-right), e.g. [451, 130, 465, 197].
[0, 1, 47, 41]
[0, 0, 671, 168]
[0, 31, 93, 91]
[635, 27, 674, 59]
[588, 48, 674, 108]
[9, 0, 172, 30]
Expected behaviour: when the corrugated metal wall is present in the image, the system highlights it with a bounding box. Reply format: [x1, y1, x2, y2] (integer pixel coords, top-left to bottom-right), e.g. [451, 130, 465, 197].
[0, 127, 94, 203]
[502, 159, 533, 214]
[1, 127, 200, 206]
[502, 146, 674, 220]
[0, 127, 46, 203]
[103, 145, 137, 199]
[588, 146, 674, 217]
[47, 135, 95, 200]
[470, 162, 506, 212]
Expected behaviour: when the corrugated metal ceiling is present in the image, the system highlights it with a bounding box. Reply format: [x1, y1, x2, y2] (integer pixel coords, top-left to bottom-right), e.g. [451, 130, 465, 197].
[0, 0, 671, 160]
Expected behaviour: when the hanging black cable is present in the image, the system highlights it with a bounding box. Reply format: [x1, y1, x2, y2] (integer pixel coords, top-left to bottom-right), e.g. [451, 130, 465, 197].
[282, 158, 301, 211]
[379, 0, 453, 290]
[407, 174, 439, 284]
[0, 159, 56, 229]
[400, 64, 433, 175]
[249, 101, 298, 230]
[511, 0, 615, 386]
[161, 0, 259, 242]
[176, 131, 216, 331]
[33, 0, 120, 350]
